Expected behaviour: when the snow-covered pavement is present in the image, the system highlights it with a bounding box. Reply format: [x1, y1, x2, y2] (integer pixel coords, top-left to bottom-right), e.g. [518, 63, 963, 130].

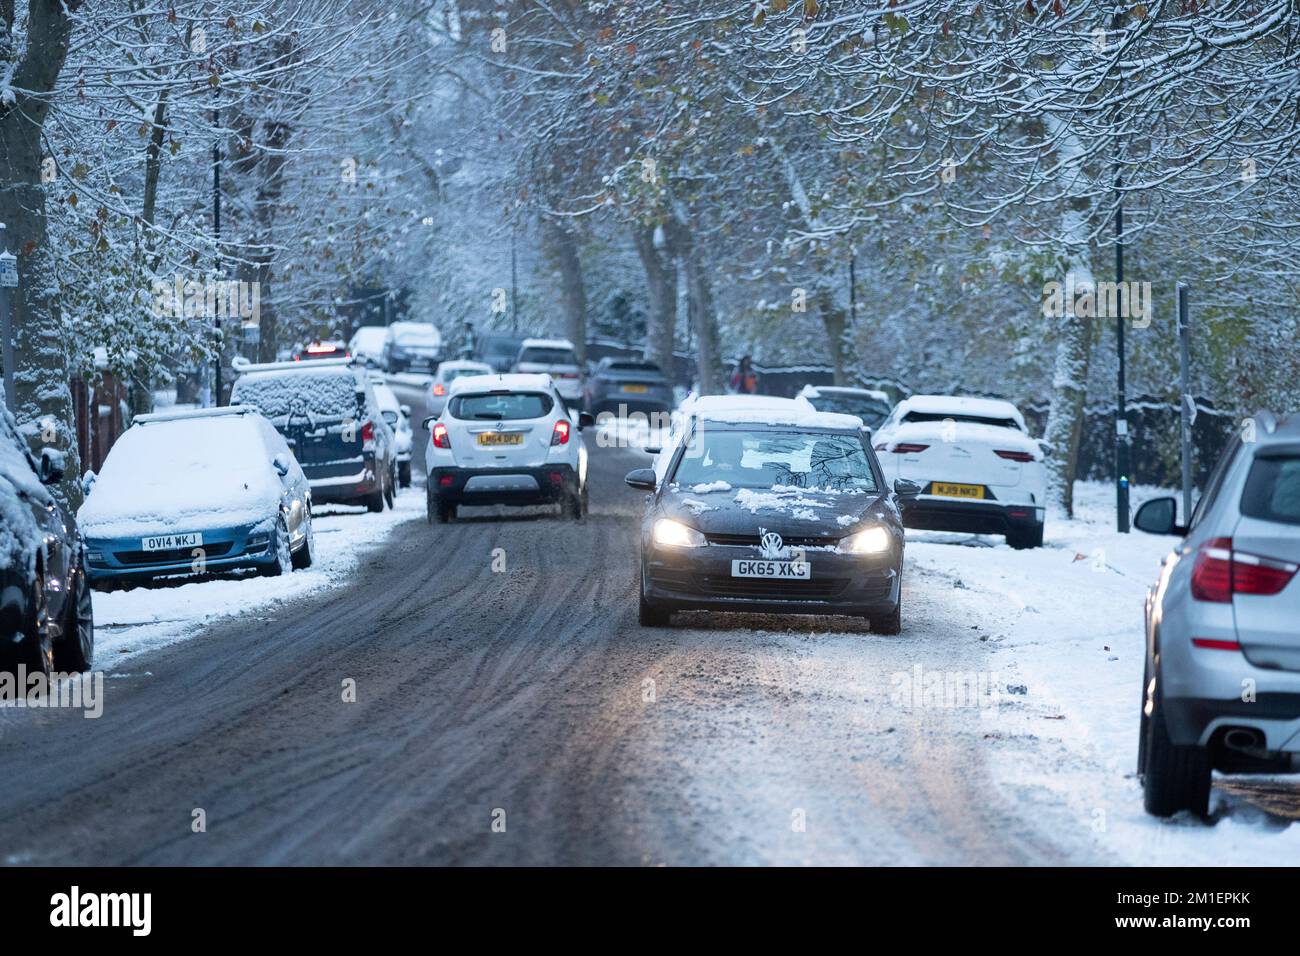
[91, 490, 423, 665]
[909, 480, 1300, 864]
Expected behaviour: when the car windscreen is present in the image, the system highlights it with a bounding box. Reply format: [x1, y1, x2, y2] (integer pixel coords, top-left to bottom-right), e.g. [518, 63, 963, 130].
[449, 391, 553, 421]
[518, 348, 576, 365]
[901, 411, 1020, 430]
[809, 394, 890, 423]
[1241, 455, 1300, 526]
[231, 370, 362, 421]
[671, 428, 877, 492]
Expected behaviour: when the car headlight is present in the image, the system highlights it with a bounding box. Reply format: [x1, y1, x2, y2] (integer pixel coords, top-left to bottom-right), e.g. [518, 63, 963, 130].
[653, 518, 706, 548]
[840, 525, 892, 554]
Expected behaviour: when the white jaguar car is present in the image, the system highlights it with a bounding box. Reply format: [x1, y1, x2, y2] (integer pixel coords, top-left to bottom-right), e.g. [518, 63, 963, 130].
[872, 395, 1048, 548]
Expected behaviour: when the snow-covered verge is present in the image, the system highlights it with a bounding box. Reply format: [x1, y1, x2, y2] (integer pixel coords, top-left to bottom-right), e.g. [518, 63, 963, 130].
[91, 490, 422, 665]
[908, 480, 1300, 864]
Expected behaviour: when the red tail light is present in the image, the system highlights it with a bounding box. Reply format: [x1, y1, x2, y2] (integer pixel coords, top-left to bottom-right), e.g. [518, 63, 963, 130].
[994, 449, 1036, 462]
[432, 383, 446, 397]
[1192, 638, 1241, 651]
[891, 443, 929, 454]
[1191, 537, 1298, 603]
[551, 419, 571, 446]
[432, 422, 451, 449]
[361, 420, 375, 443]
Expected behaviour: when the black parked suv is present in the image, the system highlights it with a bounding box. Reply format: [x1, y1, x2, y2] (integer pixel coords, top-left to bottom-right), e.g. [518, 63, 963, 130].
[0, 411, 94, 677]
[230, 359, 397, 511]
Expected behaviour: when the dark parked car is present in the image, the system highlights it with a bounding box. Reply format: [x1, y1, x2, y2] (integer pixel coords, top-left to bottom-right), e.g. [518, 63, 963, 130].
[0, 411, 93, 677]
[585, 357, 674, 416]
[230, 359, 397, 511]
[626, 406, 918, 631]
[477, 334, 525, 374]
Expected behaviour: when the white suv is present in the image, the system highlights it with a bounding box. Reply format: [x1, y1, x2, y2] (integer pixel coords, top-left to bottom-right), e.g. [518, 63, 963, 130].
[422, 373, 592, 523]
[513, 338, 583, 403]
[872, 394, 1048, 548]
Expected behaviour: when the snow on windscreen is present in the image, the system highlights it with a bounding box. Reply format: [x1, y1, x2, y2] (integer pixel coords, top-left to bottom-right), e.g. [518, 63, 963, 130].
[673, 430, 876, 493]
[78, 416, 282, 539]
[0, 411, 48, 575]
[231, 368, 361, 422]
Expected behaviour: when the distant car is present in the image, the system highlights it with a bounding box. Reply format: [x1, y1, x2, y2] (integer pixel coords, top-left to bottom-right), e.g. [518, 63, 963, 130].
[230, 359, 396, 512]
[585, 357, 673, 416]
[477, 334, 525, 373]
[423, 373, 593, 523]
[0, 412, 93, 677]
[382, 321, 442, 374]
[1133, 411, 1300, 819]
[872, 394, 1048, 549]
[348, 326, 388, 368]
[512, 338, 583, 404]
[295, 339, 349, 362]
[372, 380, 414, 488]
[427, 360, 493, 417]
[797, 385, 891, 429]
[625, 404, 917, 631]
[79, 406, 314, 590]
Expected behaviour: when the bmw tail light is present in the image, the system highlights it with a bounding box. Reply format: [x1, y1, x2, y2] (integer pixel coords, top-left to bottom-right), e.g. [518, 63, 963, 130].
[994, 449, 1036, 462]
[1191, 537, 1298, 603]
[432, 423, 451, 449]
[551, 419, 571, 446]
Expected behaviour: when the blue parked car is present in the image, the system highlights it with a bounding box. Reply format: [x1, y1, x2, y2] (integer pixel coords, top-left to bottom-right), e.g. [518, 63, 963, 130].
[78, 406, 314, 590]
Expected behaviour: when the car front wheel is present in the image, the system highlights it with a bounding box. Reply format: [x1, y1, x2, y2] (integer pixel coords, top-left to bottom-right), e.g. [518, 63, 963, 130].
[54, 566, 94, 673]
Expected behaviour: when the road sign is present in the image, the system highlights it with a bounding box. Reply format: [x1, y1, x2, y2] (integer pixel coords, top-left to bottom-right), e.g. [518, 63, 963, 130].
[0, 253, 17, 288]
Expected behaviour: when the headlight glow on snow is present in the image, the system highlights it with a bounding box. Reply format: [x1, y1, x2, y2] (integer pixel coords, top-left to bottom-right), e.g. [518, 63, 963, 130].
[653, 518, 706, 548]
[840, 525, 891, 554]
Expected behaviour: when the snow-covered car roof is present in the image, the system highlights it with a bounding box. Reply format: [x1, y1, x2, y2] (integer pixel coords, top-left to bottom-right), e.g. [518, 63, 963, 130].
[698, 406, 866, 430]
[134, 405, 262, 425]
[349, 326, 387, 349]
[894, 394, 1027, 431]
[385, 321, 442, 345]
[230, 363, 364, 420]
[372, 383, 401, 413]
[436, 360, 494, 375]
[79, 412, 285, 539]
[448, 372, 554, 394]
[519, 337, 575, 350]
[798, 384, 889, 403]
[680, 394, 810, 417]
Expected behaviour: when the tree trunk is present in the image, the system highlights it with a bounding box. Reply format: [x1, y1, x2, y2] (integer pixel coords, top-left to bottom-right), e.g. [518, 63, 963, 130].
[815, 286, 849, 385]
[632, 223, 676, 374]
[0, 0, 85, 507]
[544, 218, 587, 365]
[1040, 117, 1096, 517]
[663, 205, 722, 394]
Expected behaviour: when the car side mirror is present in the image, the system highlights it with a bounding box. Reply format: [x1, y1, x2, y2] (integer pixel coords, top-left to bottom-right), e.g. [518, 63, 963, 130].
[578, 412, 595, 430]
[400, 404, 411, 418]
[643, 446, 662, 456]
[421, 416, 436, 431]
[1035, 438, 1053, 457]
[38, 448, 65, 486]
[1134, 496, 1186, 536]
[272, 453, 291, 477]
[625, 468, 657, 492]
[893, 478, 922, 498]
[80, 469, 97, 495]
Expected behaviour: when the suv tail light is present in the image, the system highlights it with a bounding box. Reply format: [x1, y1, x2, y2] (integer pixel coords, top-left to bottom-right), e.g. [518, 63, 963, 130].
[891, 443, 929, 454]
[551, 419, 571, 446]
[1191, 537, 1298, 603]
[994, 449, 1036, 462]
[432, 422, 451, 449]
[361, 420, 375, 443]
[432, 383, 446, 397]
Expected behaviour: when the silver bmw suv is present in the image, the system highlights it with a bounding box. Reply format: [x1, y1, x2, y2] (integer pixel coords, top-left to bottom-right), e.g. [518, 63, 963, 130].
[1134, 411, 1300, 817]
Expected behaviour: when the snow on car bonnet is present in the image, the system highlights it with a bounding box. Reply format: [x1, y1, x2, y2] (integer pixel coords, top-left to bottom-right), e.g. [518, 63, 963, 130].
[231, 366, 361, 422]
[78, 414, 283, 539]
[0, 410, 50, 575]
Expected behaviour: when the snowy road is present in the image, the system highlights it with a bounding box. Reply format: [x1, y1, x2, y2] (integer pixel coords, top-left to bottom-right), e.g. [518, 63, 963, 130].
[0, 442, 1297, 865]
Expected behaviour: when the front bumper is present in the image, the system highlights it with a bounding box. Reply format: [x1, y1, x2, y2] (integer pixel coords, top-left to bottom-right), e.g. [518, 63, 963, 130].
[643, 542, 900, 617]
[902, 492, 1044, 536]
[430, 464, 578, 507]
[84, 528, 277, 582]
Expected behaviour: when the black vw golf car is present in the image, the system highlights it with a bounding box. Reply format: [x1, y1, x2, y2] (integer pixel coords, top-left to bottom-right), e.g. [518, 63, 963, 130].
[625, 407, 919, 632]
